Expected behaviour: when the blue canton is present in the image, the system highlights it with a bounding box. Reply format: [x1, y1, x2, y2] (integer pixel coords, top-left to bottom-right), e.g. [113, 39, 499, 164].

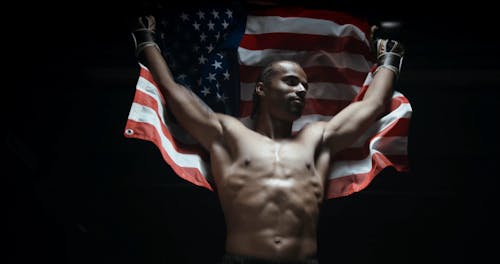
[155, 4, 246, 115]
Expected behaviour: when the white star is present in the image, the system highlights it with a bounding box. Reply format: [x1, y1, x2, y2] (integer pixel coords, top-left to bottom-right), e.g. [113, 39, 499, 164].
[198, 55, 207, 64]
[193, 21, 200, 30]
[221, 20, 229, 29]
[206, 44, 214, 53]
[178, 74, 187, 80]
[197, 10, 205, 20]
[211, 60, 222, 69]
[225, 9, 233, 18]
[206, 72, 217, 82]
[223, 70, 230, 80]
[207, 20, 215, 30]
[214, 32, 220, 41]
[216, 53, 224, 58]
[216, 92, 228, 102]
[200, 32, 207, 42]
[211, 10, 219, 19]
[180, 13, 189, 21]
[201, 86, 211, 96]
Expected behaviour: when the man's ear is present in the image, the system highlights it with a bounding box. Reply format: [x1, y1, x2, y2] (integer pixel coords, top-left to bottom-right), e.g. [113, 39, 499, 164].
[255, 82, 265, 96]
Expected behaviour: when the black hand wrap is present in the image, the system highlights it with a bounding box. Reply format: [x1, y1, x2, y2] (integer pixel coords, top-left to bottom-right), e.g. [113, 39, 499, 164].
[131, 16, 160, 58]
[374, 39, 405, 77]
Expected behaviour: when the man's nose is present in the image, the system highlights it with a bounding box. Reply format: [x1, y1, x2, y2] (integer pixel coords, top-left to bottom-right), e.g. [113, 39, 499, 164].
[295, 84, 307, 98]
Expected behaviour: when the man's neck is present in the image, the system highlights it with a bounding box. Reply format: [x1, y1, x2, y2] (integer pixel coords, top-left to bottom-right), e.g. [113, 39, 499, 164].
[254, 112, 293, 139]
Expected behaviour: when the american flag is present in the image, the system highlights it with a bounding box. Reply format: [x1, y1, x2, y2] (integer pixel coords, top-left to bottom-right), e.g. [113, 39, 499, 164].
[124, 5, 412, 199]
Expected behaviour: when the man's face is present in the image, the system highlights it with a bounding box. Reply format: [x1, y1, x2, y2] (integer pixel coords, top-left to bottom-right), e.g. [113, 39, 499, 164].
[263, 61, 308, 121]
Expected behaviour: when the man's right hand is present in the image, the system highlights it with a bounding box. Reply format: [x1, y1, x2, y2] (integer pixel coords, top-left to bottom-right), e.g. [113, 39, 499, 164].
[131, 15, 159, 58]
[371, 22, 405, 76]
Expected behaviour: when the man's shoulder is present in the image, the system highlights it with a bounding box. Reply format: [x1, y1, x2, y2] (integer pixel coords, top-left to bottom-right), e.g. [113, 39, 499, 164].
[217, 114, 254, 130]
[295, 121, 327, 141]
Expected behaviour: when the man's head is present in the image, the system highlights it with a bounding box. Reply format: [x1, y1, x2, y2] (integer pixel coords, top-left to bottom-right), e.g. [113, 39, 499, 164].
[251, 60, 308, 121]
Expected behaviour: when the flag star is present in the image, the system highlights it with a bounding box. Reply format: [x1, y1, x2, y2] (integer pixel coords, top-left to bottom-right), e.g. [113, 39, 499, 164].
[216, 92, 228, 102]
[198, 55, 208, 64]
[206, 72, 217, 82]
[223, 70, 230, 80]
[201, 86, 211, 96]
[160, 32, 165, 39]
[215, 82, 220, 89]
[193, 21, 200, 30]
[214, 32, 220, 41]
[211, 60, 222, 69]
[206, 44, 214, 53]
[180, 13, 189, 21]
[197, 10, 205, 20]
[221, 20, 229, 29]
[178, 74, 187, 80]
[207, 20, 215, 30]
[200, 32, 207, 42]
[211, 10, 219, 19]
[216, 53, 224, 58]
[225, 9, 233, 18]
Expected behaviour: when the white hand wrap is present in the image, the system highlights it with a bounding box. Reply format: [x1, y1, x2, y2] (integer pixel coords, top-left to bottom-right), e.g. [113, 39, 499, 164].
[131, 16, 160, 57]
[374, 39, 405, 77]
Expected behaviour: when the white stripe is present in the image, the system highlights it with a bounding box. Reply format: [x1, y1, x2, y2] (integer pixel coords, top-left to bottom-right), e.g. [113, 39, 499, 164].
[238, 48, 372, 72]
[329, 136, 407, 179]
[240, 82, 361, 101]
[128, 102, 209, 176]
[246, 16, 369, 45]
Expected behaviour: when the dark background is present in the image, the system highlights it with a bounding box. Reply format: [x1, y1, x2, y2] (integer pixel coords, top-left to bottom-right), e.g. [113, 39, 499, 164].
[6, 1, 498, 263]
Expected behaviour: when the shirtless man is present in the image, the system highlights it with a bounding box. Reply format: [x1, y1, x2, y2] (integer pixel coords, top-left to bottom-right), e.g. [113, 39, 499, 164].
[131, 15, 404, 264]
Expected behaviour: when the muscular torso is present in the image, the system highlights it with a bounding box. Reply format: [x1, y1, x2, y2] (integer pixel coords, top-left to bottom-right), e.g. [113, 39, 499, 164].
[210, 116, 331, 260]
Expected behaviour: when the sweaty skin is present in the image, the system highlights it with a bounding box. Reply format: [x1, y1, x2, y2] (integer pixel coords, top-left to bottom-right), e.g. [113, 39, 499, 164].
[134, 16, 396, 261]
[209, 63, 330, 260]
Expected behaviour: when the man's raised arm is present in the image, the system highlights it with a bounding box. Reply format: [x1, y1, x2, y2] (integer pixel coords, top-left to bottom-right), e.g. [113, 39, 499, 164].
[131, 15, 224, 150]
[321, 37, 405, 155]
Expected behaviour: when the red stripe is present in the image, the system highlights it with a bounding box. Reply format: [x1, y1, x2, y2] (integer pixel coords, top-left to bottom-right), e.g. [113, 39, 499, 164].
[240, 65, 368, 86]
[239, 94, 409, 118]
[124, 119, 213, 191]
[325, 152, 408, 199]
[240, 33, 373, 60]
[248, 7, 371, 34]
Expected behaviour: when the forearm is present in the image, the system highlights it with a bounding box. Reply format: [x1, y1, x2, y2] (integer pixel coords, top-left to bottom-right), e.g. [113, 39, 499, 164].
[138, 45, 178, 98]
[362, 37, 405, 110]
[363, 67, 396, 109]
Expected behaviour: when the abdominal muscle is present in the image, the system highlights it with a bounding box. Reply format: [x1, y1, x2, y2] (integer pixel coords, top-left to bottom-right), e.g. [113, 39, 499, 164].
[216, 156, 324, 261]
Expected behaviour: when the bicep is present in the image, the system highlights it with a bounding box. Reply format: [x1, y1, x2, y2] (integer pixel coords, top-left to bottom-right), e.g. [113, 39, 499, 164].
[322, 101, 382, 155]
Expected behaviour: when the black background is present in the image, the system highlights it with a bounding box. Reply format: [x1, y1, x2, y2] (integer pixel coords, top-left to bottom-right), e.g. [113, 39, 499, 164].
[6, 1, 499, 263]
